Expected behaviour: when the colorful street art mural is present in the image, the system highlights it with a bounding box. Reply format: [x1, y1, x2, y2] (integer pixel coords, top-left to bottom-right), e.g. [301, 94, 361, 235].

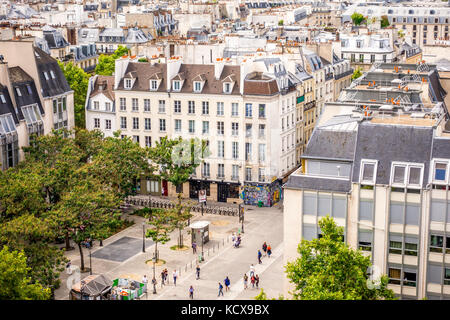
[241, 181, 282, 207]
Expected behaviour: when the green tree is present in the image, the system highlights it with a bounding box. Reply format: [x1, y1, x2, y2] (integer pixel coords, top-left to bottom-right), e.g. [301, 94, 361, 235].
[285, 216, 395, 300]
[380, 15, 390, 28]
[352, 67, 363, 80]
[278, 20, 284, 26]
[148, 137, 209, 248]
[138, 58, 148, 62]
[90, 131, 155, 198]
[58, 61, 90, 128]
[0, 245, 51, 300]
[351, 12, 366, 26]
[145, 208, 175, 262]
[94, 45, 130, 76]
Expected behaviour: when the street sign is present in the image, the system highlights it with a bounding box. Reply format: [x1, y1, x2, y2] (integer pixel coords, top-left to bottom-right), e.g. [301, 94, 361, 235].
[199, 189, 207, 203]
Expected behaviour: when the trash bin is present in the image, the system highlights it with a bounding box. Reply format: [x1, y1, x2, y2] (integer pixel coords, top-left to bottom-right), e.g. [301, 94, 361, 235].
[258, 201, 263, 207]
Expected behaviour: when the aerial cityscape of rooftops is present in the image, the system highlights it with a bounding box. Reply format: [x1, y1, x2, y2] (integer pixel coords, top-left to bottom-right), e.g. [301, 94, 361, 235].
[1, 0, 450, 303]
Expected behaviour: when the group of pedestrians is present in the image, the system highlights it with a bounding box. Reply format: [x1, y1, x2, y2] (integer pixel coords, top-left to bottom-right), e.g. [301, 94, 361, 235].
[231, 233, 242, 248]
[258, 242, 272, 263]
[160, 269, 179, 287]
[218, 276, 231, 296]
[243, 265, 260, 290]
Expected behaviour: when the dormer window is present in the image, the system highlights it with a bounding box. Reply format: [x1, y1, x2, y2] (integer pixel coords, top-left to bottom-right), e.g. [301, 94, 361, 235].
[360, 159, 378, 185]
[194, 81, 202, 93]
[0, 94, 5, 103]
[44, 72, 49, 80]
[432, 159, 449, 184]
[150, 80, 158, 91]
[380, 41, 384, 49]
[223, 82, 232, 94]
[173, 80, 181, 91]
[390, 162, 423, 189]
[50, 70, 56, 79]
[15, 87, 21, 97]
[125, 78, 132, 89]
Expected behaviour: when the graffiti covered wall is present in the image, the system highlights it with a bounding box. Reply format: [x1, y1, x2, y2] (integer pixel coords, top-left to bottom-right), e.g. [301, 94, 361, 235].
[242, 180, 282, 207]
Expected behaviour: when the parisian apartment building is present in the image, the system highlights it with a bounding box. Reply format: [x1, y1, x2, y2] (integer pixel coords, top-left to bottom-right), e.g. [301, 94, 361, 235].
[0, 38, 75, 170]
[85, 55, 316, 206]
[283, 62, 450, 299]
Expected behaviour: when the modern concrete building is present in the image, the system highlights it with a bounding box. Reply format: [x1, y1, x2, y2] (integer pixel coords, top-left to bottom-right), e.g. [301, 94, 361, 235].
[283, 62, 450, 300]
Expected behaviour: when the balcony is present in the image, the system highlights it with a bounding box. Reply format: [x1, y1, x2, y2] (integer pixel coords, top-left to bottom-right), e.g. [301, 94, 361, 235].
[325, 72, 334, 81]
[304, 101, 316, 111]
[334, 69, 353, 80]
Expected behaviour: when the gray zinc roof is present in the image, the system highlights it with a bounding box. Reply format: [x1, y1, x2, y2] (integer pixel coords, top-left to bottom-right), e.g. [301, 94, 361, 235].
[284, 175, 351, 193]
[352, 122, 434, 187]
[303, 129, 357, 161]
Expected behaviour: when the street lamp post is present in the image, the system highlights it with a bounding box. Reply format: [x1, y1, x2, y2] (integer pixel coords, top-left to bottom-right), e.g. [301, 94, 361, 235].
[201, 230, 204, 262]
[152, 253, 157, 294]
[142, 222, 146, 253]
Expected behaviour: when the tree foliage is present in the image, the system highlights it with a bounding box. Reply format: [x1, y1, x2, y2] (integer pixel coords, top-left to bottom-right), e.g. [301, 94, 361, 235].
[145, 208, 175, 261]
[380, 15, 390, 28]
[0, 245, 51, 300]
[352, 67, 363, 80]
[351, 12, 366, 26]
[58, 61, 90, 128]
[285, 216, 395, 300]
[94, 45, 130, 76]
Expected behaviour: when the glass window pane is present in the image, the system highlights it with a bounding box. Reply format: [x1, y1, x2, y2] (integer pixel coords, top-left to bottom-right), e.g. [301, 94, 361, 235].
[431, 200, 445, 222]
[390, 202, 404, 224]
[406, 203, 420, 225]
[303, 193, 316, 215]
[409, 167, 421, 185]
[435, 163, 447, 181]
[359, 199, 373, 221]
[362, 163, 375, 181]
[303, 224, 316, 241]
[318, 194, 331, 216]
[393, 166, 405, 184]
[428, 264, 442, 284]
[332, 196, 346, 218]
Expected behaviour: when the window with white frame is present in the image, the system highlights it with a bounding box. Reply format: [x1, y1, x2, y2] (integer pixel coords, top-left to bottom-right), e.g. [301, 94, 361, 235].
[194, 81, 202, 92]
[145, 118, 151, 130]
[43, 72, 49, 80]
[231, 103, 238, 116]
[231, 122, 238, 136]
[232, 165, 239, 180]
[432, 159, 449, 184]
[132, 98, 138, 111]
[120, 116, 127, 129]
[223, 82, 232, 94]
[174, 119, 181, 132]
[245, 103, 252, 117]
[218, 141, 224, 158]
[360, 160, 377, 185]
[174, 100, 181, 113]
[202, 121, 209, 134]
[258, 144, 266, 162]
[105, 119, 111, 130]
[50, 70, 56, 79]
[258, 168, 265, 182]
[105, 102, 111, 111]
[150, 80, 158, 90]
[188, 101, 195, 114]
[159, 119, 166, 132]
[15, 87, 21, 97]
[158, 100, 165, 113]
[218, 164, 224, 178]
[217, 102, 224, 116]
[390, 162, 423, 188]
[144, 99, 150, 112]
[93, 101, 99, 110]
[217, 121, 224, 135]
[188, 120, 195, 133]
[0, 94, 5, 103]
[173, 80, 181, 91]
[145, 136, 151, 148]
[94, 118, 100, 128]
[202, 101, 209, 115]
[132, 117, 139, 130]
[125, 78, 132, 89]
[232, 141, 238, 159]
[120, 98, 126, 111]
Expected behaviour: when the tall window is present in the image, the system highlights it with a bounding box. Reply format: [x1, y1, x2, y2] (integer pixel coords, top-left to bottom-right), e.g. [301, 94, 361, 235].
[93, 101, 99, 110]
[259, 104, 266, 118]
[145, 118, 151, 130]
[217, 121, 224, 135]
[258, 144, 266, 162]
[232, 142, 239, 159]
[232, 122, 239, 136]
[246, 124, 252, 137]
[132, 117, 139, 130]
[245, 143, 252, 161]
[259, 124, 265, 138]
[188, 101, 195, 114]
[232, 165, 239, 180]
[189, 120, 195, 133]
[120, 98, 126, 111]
[105, 119, 111, 130]
[246, 167, 252, 181]
[159, 119, 166, 132]
[217, 102, 224, 116]
[120, 117, 127, 129]
[158, 100, 165, 113]
[132, 98, 138, 111]
[202, 162, 210, 177]
[202, 101, 209, 115]
[231, 103, 239, 116]
[202, 121, 209, 134]
[218, 141, 224, 158]
[145, 136, 151, 147]
[52, 97, 67, 130]
[258, 168, 265, 182]
[174, 100, 181, 113]
[245, 103, 252, 117]
[94, 118, 100, 128]
[175, 119, 181, 132]
[144, 99, 150, 112]
[218, 164, 224, 178]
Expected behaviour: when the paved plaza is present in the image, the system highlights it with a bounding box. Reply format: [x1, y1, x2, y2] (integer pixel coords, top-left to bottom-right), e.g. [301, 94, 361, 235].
[54, 199, 285, 300]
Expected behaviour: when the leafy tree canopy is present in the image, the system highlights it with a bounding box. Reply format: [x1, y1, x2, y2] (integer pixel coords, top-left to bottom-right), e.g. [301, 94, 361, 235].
[94, 45, 130, 76]
[380, 15, 390, 28]
[0, 245, 51, 300]
[285, 216, 395, 300]
[351, 12, 366, 26]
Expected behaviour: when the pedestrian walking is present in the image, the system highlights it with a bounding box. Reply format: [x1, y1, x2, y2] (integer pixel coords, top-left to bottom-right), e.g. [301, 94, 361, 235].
[196, 265, 200, 280]
[173, 269, 178, 286]
[250, 264, 255, 278]
[258, 250, 262, 264]
[66, 261, 72, 274]
[224, 276, 231, 291]
[251, 275, 256, 289]
[231, 233, 236, 243]
[267, 245, 272, 258]
[192, 241, 197, 254]
[255, 275, 260, 289]
[161, 270, 165, 287]
[189, 285, 194, 299]
[164, 268, 169, 284]
[243, 274, 248, 289]
[262, 242, 267, 257]
[218, 282, 224, 296]
[142, 275, 148, 293]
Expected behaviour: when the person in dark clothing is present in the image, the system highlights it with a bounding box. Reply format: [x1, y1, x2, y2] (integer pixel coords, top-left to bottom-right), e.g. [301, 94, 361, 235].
[224, 276, 231, 291]
[262, 242, 267, 257]
[258, 250, 262, 264]
[218, 282, 224, 296]
[196, 265, 201, 280]
[255, 274, 260, 289]
[189, 286, 194, 299]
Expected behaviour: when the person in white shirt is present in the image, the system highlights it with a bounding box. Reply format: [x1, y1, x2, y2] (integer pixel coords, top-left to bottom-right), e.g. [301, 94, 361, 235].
[173, 270, 178, 286]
